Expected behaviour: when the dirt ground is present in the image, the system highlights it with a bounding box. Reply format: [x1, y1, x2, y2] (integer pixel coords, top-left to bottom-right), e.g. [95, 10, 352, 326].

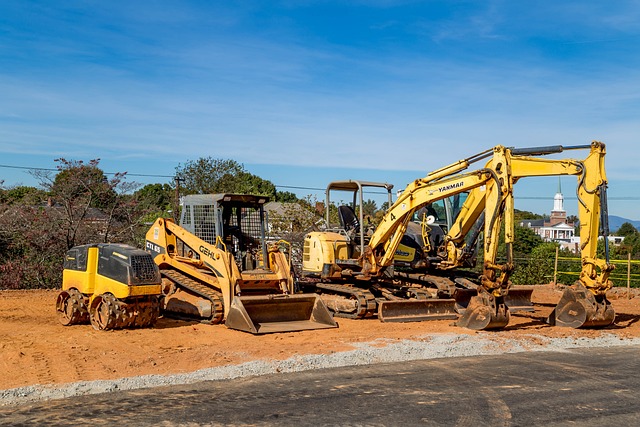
[1, 284, 639, 391]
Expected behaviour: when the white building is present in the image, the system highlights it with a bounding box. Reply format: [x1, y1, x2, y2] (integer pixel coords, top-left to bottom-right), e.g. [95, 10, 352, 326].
[519, 183, 577, 251]
[519, 184, 624, 252]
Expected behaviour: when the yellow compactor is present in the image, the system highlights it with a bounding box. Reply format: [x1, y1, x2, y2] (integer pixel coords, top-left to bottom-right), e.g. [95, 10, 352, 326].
[56, 243, 162, 330]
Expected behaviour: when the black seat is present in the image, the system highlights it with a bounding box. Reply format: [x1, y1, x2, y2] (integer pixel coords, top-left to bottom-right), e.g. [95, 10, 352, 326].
[338, 205, 359, 231]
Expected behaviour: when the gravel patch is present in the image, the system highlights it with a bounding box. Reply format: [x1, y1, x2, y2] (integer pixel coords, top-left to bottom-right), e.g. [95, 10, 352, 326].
[2, 332, 639, 407]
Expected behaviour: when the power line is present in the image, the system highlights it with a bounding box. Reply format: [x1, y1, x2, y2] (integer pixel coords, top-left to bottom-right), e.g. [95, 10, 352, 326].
[274, 184, 324, 191]
[0, 163, 174, 179]
[1, 163, 640, 200]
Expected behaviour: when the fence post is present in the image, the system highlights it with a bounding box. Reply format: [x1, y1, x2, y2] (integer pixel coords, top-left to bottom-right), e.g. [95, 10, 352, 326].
[553, 246, 559, 286]
[628, 252, 632, 299]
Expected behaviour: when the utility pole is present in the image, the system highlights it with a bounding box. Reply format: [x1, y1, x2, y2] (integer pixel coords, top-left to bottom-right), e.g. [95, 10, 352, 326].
[174, 177, 185, 222]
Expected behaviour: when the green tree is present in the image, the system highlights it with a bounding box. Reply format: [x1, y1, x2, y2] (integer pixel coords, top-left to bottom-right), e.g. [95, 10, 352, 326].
[175, 157, 278, 198]
[514, 209, 544, 221]
[175, 157, 244, 194]
[616, 222, 638, 237]
[32, 158, 138, 249]
[275, 191, 298, 202]
[231, 171, 276, 196]
[513, 225, 544, 254]
[0, 186, 47, 205]
[135, 183, 173, 210]
[0, 206, 66, 289]
[511, 242, 557, 285]
[362, 199, 377, 217]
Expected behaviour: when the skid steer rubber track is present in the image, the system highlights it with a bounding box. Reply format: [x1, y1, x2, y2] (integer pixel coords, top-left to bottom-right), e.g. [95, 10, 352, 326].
[161, 269, 224, 324]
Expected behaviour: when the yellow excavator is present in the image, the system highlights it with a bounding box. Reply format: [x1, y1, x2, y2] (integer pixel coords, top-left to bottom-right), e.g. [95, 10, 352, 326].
[302, 142, 615, 330]
[145, 193, 337, 334]
[310, 179, 535, 318]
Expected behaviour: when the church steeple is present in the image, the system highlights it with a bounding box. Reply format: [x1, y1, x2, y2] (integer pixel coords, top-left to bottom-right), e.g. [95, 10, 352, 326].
[553, 177, 564, 213]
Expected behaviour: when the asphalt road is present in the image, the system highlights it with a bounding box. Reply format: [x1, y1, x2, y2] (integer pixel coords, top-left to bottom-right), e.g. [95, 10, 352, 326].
[2, 346, 640, 426]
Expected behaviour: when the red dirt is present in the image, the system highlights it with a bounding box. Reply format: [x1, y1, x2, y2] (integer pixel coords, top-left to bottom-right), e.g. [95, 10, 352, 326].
[1, 285, 639, 390]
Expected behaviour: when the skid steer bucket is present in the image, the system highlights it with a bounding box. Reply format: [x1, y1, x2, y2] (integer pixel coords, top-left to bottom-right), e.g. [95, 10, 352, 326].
[547, 284, 615, 328]
[224, 294, 338, 334]
[378, 298, 458, 323]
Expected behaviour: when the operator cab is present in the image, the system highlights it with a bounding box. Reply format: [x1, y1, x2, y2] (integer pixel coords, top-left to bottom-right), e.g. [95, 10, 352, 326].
[323, 180, 394, 258]
[179, 194, 270, 271]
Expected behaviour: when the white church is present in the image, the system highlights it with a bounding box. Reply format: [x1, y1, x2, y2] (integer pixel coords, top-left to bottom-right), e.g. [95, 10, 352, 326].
[519, 184, 579, 251]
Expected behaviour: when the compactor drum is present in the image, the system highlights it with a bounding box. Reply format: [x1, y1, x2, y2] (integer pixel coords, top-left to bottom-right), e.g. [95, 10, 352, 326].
[56, 244, 162, 330]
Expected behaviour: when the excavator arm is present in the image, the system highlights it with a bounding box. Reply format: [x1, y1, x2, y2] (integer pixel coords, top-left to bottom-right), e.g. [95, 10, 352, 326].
[509, 142, 615, 327]
[457, 141, 615, 328]
[363, 169, 497, 276]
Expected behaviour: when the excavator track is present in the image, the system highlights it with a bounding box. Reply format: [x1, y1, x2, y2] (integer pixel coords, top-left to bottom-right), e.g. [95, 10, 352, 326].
[161, 269, 225, 324]
[315, 283, 377, 319]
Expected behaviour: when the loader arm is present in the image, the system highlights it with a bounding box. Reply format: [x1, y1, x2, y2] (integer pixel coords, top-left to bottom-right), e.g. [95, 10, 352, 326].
[147, 216, 338, 334]
[146, 217, 236, 317]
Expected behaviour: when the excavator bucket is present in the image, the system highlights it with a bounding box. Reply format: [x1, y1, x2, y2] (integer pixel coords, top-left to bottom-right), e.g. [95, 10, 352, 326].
[504, 286, 535, 312]
[547, 284, 615, 328]
[452, 288, 477, 314]
[457, 292, 510, 330]
[454, 286, 534, 314]
[224, 294, 338, 334]
[378, 298, 458, 323]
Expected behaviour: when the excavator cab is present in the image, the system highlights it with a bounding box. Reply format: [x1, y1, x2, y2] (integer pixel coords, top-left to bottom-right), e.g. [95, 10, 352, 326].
[323, 180, 394, 258]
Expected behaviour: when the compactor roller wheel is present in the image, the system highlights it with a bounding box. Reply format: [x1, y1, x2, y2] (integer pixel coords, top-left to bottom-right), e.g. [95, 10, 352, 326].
[134, 299, 160, 328]
[90, 294, 119, 331]
[56, 289, 89, 326]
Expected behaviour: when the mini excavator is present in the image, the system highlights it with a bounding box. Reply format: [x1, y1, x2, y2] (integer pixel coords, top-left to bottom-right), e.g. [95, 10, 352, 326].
[301, 142, 614, 330]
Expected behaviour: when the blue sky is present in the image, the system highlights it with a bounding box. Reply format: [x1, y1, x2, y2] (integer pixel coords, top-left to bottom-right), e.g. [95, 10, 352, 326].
[1, 1, 639, 218]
